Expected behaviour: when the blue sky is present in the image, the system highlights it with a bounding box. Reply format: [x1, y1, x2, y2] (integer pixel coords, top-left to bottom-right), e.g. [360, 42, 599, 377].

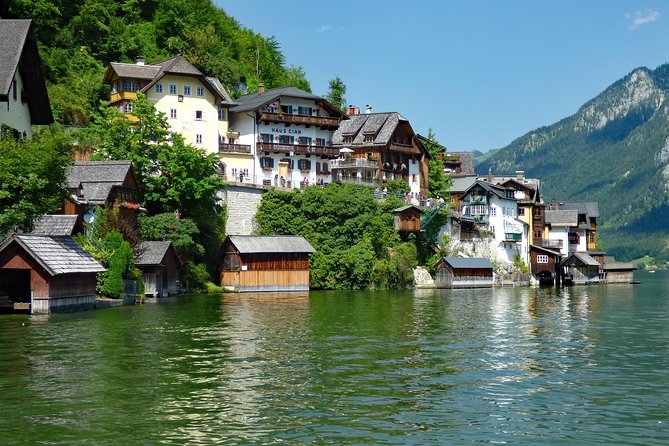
[216, 1, 669, 152]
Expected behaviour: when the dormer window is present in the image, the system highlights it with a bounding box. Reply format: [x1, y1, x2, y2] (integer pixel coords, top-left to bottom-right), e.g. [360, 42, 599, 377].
[343, 136, 353, 144]
[364, 134, 374, 143]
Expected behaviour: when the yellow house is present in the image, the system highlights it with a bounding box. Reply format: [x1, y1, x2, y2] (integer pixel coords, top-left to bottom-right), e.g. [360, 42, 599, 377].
[102, 55, 234, 155]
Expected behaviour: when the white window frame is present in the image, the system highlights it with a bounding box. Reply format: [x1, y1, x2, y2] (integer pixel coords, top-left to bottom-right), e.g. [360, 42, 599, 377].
[169, 84, 177, 95]
[537, 255, 549, 264]
[490, 207, 497, 217]
[196, 86, 205, 97]
[123, 103, 133, 113]
[183, 85, 192, 96]
[195, 134, 203, 144]
[169, 108, 177, 119]
[218, 108, 226, 121]
[195, 110, 204, 121]
[471, 204, 486, 215]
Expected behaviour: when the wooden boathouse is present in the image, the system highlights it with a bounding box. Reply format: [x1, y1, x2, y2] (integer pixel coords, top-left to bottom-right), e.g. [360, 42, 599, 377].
[220, 235, 315, 292]
[435, 257, 494, 288]
[0, 234, 105, 313]
[134, 241, 182, 297]
[561, 252, 601, 285]
[393, 205, 423, 232]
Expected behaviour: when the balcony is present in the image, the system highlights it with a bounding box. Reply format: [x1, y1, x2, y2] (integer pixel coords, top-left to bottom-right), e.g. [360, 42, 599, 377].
[504, 232, 522, 242]
[110, 91, 138, 103]
[258, 142, 339, 157]
[467, 195, 487, 205]
[331, 158, 378, 169]
[470, 214, 489, 223]
[259, 111, 340, 128]
[219, 143, 252, 155]
[541, 240, 563, 250]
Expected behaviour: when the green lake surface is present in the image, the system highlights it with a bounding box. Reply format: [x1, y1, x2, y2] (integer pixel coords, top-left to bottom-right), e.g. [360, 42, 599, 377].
[1, 270, 669, 445]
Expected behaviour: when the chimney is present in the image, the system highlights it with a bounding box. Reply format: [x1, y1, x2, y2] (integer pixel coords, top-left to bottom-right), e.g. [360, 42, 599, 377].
[365, 104, 372, 114]
[516, 170, 525, 181]
[136, 58, 145, 66]
[258, 83, 265, 94]
[487, 167, 493, 183]
[347, 105, 359, 115]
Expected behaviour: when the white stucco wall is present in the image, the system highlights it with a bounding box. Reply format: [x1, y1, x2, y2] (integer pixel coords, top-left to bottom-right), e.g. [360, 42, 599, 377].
[0, 71, 32, 137]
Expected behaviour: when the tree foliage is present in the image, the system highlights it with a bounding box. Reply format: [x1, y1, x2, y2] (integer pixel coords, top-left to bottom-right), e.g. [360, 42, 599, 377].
[325, 76, 347, 111]
[1, 0, 311, 124]
[255, 183, 416, 290]
[0, 128, 72, 235]
[423, 128, 451, 198]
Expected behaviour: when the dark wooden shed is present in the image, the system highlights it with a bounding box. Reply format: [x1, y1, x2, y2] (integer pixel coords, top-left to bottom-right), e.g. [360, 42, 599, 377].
[561, 252, 601, 285]
[435, 257, 493, 288]
[530, 244, 562, 285]
[393, 205, 423, 232]
[220, 235, 315, 292]
[0, 234, 105, 313]
[134, 241, 182, 297]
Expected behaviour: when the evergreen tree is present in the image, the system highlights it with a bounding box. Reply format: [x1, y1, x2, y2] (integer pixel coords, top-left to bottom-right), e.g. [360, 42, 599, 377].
[325, 76, 347, 111]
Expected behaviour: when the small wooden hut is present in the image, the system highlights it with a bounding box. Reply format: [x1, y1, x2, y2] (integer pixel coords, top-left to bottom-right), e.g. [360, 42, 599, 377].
[529, 244, 562, 285]
[602, 256, 635, 284]
[0, 234, 105, 313]
[134, 241, 182, 297]
[393, 205, 423, 232]
[220, 235, 315, 292]
[435, 257, 493, 288]
[561, 252, 601, 285]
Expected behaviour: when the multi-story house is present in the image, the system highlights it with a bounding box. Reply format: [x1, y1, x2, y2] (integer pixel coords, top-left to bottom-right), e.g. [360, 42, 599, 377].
[545, 202, 599, 254]
[223, 85, 347, 188]
[102, 55, 234, 155]
[0, 20, 53, 138]
[460, 180, 528, 265]
[331, 109, 430, 199]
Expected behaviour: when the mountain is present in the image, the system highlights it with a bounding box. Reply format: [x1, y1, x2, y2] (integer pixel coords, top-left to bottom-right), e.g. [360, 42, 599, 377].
[477, 65, 669, 261]
[471, 149, 499, 167]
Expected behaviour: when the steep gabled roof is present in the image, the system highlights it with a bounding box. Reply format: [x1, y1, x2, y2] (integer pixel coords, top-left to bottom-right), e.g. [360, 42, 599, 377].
[28, 215, 77, 236]
[134, 241, 175, 266]
[67, 161, 133, 189]
[227, 235, 316, 254]
[462, 179, 513, 200]
[333, 112, 406, 146]
[231, 86, 345, 117]
[0, 19, 53, 124]
[563, 252, 600, 267]
[0, 234, 105, 276]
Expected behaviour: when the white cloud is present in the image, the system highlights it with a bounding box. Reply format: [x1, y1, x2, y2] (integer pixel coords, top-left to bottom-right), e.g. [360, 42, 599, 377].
[315, 25, 331, 33]
[625, 9, 660, 30]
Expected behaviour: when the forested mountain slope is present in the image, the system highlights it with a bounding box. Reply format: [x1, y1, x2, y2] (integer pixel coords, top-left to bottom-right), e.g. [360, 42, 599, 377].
[1, 0, 309, 126]
[478, 65, 669, 261]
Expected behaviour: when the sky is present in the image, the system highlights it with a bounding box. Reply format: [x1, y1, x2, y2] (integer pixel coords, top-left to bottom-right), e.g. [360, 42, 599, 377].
[216, 1, 669, 153]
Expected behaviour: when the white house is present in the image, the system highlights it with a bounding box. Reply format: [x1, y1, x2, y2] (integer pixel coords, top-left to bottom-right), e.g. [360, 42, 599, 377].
[223, 85, 347, 188]
[0, 19, 53, 137]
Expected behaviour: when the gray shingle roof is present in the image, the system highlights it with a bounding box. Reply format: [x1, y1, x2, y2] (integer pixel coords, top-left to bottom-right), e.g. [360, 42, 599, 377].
[564, 252, 600, 267]
[0, 19, 53, 124]
[332, 112, 407, 146]
[545, 210, 578, 226]
[442, 257, 493, 269]
[206, 77, 234, 104]
[29, 215, 77, 236]
[450, 175, 477, 193]
[134, 241, 173, 266]
[67, 161, 133, 188]
[231, 86, 344, 117]
[228, 235, 316, 254]
[107, 62, 161, 80]
[0, 234, 105, 275]
[558, 202, 600, 218]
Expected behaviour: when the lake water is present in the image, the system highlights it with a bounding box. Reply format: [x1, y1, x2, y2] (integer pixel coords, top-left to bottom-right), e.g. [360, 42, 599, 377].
[1, 270, 668, 445]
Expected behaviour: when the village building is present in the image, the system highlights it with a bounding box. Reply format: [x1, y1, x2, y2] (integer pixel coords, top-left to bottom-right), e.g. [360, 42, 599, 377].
[220, 235, 315, 292]
[102, 55, 234, 155]
[331, 108, 430, 199]
[561, 252, 601, 285]
[551, 202, 599, 252]
[529, 244, 563, 285]
[28, 215, 78, 237]
[0, 234, 105, 313]
[64, 160, 142, 234]
[435, 257, 494, 288]
[223, 85, 347, 188]
[134, 241, 182, 297]
[601, 256, 636, 284]
[0, 19, 53, 138]
[460, 180, 529, 265]
[393, 205, 423, 232]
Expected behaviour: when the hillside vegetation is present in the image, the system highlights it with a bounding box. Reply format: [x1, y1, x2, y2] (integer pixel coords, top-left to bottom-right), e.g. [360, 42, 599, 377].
[478, 66, 669, 262]
[1, 0, 310, 126]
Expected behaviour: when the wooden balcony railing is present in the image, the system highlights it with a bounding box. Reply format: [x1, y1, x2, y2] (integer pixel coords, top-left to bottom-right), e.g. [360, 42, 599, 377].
[258, 142, 339, 156]
[219, 143, 252, 154]
[388, 142, 420, 154]
[259, 112, 340, 128]
[110, 91, 138, 103]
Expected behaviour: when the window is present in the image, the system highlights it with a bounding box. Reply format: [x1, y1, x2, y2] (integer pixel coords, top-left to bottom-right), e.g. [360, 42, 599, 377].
[490, 207, 497, 217]
[298, 159, 311, 170]
[183, 85, 192, 96]
[196, 86, 205, 97]
[260, 157, 274, 169]
[343, 136, 353, 144]
[471, 205, 486, 215]
[280, 104, 293, 114]
[537, 255, 549, 264]
[518, 207, 525, 216]
[218, 108, 227, 121]
[297, 136, 312, 145]
[297, 106, 312, 115]
[364, 134, 374, 143]
[155, 83, 163, 94]
[278, 135, 294, 145]
[314, 138, 325, 146]
[322, 162, 328, 173]
[123, 80, 139, 91]
[124, 103, 133, 113]
[316, 162, 321, 174]
[170, 108, 177, 119]
[195, 134, 203, 144]
[489, 225, 495, 234]
[169, 84, 177, 95]
[195, 110, 204, 121]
